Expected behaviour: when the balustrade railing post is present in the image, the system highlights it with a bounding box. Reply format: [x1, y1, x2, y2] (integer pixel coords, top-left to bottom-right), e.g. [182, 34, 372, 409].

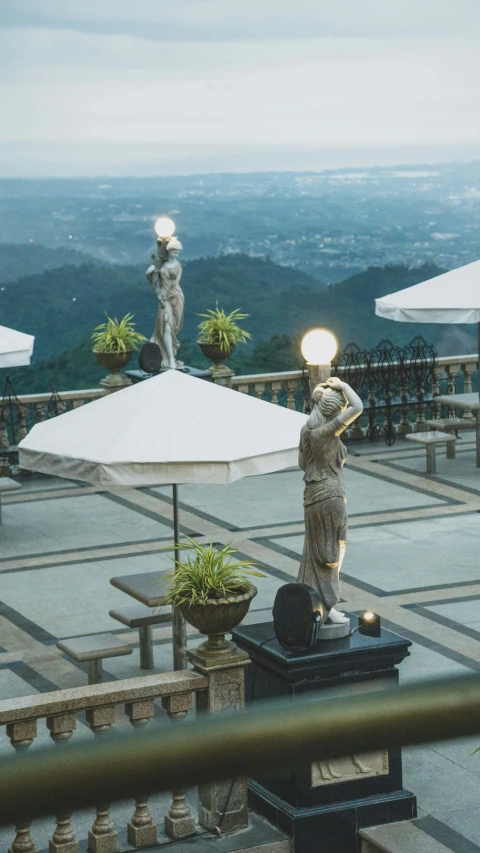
[126, 699, 158, 847]
[9, 819, 37, 853]
[85, 706, 116, 735]
[6, 720, 37, 750]
[127, 796, 157, 849]
[252, 382, 265, 400]
[7, 721, 38, 852]
[187, 646, 250, 834]
[461, 363, 475, 420]
[88, 805, 118, 853]
[270, 380, 282, 405]
[285, 378, 297, 410]
[445, 364, 459, 418]
[49, 813, 79, 853]
[162, 692, 196, 839]
[46, 714, 77, 744]
[414, 385, 427, 432]
[398, 368, 412, 435]
[432, 364, 442, 419]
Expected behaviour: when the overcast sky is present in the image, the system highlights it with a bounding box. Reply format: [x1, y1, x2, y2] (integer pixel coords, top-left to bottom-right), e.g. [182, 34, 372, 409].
[1, 0, 480, 176]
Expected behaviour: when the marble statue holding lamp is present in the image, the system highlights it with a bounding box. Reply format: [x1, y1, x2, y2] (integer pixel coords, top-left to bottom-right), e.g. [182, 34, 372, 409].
[146, 218, 185, 370]
[297, 330, 364, 636]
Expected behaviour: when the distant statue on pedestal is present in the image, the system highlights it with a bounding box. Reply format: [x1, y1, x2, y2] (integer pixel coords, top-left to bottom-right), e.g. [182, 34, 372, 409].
[146, 236, 185, 369]
[297, 377, 363, 627]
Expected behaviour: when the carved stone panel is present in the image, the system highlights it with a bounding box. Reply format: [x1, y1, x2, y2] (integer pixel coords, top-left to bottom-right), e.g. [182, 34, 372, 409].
[311, 751, 389, 787]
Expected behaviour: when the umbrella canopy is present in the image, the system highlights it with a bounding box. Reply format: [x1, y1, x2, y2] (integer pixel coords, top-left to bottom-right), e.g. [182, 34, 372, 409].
[375, 259, 480, 325]
[0, 324, 35, 368]
[18, 369, 307, 486]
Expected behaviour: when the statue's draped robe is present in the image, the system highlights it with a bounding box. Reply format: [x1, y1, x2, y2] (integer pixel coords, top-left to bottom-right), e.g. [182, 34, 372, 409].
[297, 416, 348, 620]
[150, 263, 185, 367]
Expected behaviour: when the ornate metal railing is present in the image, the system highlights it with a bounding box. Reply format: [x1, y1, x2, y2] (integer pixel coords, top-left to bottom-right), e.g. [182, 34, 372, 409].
[0, 349, 478, 470]
[231, 349, 478, 442]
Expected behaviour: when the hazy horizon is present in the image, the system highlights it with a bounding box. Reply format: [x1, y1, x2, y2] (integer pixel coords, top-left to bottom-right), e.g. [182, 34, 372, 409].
[0, 145, 479, 180]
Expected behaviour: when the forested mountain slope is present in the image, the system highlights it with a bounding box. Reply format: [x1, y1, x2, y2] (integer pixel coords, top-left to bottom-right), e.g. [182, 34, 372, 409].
[2, 251, 471, 395]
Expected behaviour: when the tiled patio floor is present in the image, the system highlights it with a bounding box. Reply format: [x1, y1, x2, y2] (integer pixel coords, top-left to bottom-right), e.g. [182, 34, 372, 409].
[1, 435, 480, 850]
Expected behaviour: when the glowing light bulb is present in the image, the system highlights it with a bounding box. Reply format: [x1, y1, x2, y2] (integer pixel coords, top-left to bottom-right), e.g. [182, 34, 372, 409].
[363, 612, 374, 621]
[301, 329, 337, 365]
[154, 217, 175, 239]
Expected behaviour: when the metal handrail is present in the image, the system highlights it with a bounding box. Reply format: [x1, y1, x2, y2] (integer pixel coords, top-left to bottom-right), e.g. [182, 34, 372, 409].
[1, 673, 480, 825]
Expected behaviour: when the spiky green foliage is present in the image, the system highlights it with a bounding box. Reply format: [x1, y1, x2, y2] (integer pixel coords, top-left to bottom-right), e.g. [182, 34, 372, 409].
[91, 313, 147, 354]
[165, 537, 265, 605]
[197, 304, 252, 349]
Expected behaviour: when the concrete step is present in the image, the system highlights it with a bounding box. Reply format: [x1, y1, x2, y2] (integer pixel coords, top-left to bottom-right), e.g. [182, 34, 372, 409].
[359, 821, 454, 853]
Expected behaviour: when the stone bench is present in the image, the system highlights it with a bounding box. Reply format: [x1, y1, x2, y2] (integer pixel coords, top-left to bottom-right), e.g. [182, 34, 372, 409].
[0, 476, 21, 524]
[427, 417, 476, 443]
[57, 633, 133, 684]
[405, 430, 457, 474]
[109, 604, 172, 670]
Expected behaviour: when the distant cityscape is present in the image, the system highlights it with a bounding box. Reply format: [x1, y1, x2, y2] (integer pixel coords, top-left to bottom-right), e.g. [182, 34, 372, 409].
[1, 160, 479, 283]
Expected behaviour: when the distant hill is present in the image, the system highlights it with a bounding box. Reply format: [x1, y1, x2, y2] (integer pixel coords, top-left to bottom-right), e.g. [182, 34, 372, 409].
[0, 243, 99, 283]
[0, 253, 323, 362]
[3, 253, 475, 396]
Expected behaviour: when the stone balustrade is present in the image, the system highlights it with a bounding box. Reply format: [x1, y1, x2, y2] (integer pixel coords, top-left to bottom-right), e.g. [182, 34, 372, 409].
[0, 354, 478, 467]
[0, 671, 209, 852]
[229, 353, 479, 440]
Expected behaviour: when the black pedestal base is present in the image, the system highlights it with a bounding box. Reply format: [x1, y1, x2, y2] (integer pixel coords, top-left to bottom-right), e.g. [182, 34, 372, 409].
[232, 619, 417, 853]
[249, 781, 416, 853]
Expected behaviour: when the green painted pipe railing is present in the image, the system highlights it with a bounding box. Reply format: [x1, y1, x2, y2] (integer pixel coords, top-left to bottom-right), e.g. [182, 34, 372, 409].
[1, 674, 480, 826]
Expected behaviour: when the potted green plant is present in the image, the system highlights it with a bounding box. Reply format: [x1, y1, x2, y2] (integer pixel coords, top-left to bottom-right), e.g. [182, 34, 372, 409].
[165, 537, 264, 658]
[91, 313, 147, 388]
[197, 305, 251, 375]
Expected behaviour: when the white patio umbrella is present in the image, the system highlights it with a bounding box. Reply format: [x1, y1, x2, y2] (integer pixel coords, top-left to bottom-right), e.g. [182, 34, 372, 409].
[18, 369, 307, 667]
[0, 324, 35, 368]
[375, 259, 480, 355]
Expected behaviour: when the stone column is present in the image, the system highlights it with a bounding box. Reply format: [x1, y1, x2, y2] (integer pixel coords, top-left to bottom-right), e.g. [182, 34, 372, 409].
[211, 366, 234, 387]
[186, 644, 250, 834]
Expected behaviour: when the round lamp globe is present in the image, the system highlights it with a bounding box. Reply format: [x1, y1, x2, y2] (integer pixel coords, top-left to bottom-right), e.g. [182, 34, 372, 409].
[154, 217, 176, 239]
[301, 329, 337, 365]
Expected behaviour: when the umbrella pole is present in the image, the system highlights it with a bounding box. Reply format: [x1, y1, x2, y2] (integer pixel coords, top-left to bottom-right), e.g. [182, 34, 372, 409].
[172, 484, 187, 670]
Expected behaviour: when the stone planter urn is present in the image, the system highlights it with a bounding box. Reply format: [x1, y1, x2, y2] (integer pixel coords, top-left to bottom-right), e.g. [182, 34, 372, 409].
[180, 583, 257, 659]
[197, 341, 236, 378]
[94, 350, 133, 389]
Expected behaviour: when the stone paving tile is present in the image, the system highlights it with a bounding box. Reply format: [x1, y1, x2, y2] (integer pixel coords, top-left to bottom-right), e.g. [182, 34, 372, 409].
[427, 600, 480, 625]
[403, 743, 480, 815]
[153, 464, 446, 530]
[435, 807, 480, 848]
[0, 553, 176, 638]
[269, 518, 480, 593]
[1, 493, 172, 556]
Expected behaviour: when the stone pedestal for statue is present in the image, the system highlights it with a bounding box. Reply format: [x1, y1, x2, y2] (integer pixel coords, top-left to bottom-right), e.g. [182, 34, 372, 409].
[231, 618, 416, 853]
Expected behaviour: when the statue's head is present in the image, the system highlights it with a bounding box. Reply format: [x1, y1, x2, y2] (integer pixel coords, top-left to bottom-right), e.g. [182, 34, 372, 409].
[167, 237, 183, 258]
[311, 384, 347, 419]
